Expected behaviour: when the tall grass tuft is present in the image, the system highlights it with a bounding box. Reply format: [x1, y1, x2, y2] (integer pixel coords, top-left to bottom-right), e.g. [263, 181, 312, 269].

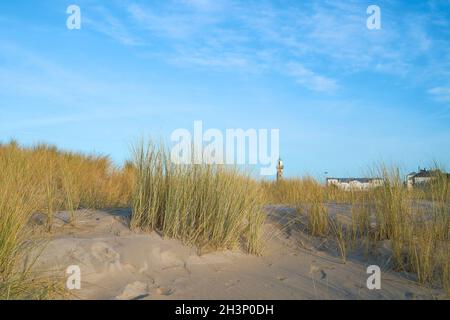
[0, 140, 133, 299]
[262, 165, 449, 291]
[131, 140, 265, 254]
[372, 166, 411, 269]
[329, 217, 349, 263]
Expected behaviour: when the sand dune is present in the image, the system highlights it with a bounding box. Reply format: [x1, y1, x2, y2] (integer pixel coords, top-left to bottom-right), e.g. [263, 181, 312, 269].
[27, 207, 444, 300]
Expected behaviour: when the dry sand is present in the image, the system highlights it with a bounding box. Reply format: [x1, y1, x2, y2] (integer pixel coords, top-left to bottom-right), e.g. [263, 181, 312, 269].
[27, 205, 445, 300]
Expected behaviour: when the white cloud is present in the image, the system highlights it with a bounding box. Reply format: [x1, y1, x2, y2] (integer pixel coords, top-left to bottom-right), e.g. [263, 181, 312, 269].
[84, 6, 142, 46]
[428, 86, 450, 103]
[286, 63, 338, 93]
[76, 1, 450, 95]
[0, 43, 155, 109]
[178, 0, 222, 11]
[127, 3, 220, 39]
[170, 50, 249, 69]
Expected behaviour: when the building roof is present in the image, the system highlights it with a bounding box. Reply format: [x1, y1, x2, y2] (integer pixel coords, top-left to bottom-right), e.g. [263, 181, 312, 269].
[410, 169, 450, 178]
[414, 169, 434, 178]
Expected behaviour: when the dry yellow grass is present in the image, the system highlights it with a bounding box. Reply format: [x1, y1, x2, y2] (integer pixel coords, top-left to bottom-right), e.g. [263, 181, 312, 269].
[1, 139, 266, 298]
[0, 140, 133, 299]
[130, 140, 266, 255]
[1, 138, 448, 298]
[262, 167, 449, 291]
[261, 176, 325, 204]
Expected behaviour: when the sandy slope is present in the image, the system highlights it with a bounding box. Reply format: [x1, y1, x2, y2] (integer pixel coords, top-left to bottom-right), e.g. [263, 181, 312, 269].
[28, 206, 444, 300]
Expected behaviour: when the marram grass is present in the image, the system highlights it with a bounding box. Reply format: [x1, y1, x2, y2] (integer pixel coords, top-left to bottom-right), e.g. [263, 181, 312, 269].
[261, 165, 449, 291]
[130, 140, 265, 255]
[1, 139, 448, 298]
[0, 140, 133, 299]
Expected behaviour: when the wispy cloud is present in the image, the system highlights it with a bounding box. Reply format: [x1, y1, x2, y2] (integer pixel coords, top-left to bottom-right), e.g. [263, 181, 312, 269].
[100, 0, 448, 95]
[83, 6, 142, 46]
[122, 1, 343, 92]
[428, 86, 450, 103]
[0, 43, 155, 110]
[178, 0, 224, 11]
[285, 63, 338, 93]
[4, 0, 450, 98]
[0, 106, 165, 132]
[126, 2, 222, 39]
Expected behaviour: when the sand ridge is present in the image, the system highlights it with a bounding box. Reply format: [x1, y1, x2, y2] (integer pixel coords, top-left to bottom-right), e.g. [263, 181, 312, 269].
[28, 207, 444, 300]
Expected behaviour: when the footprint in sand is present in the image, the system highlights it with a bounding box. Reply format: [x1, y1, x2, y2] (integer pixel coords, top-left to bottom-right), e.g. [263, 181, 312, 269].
[155, 287, 174, 296]
[225, 279, 240, 288]
[160, 250, 184, 269]
[90, 242, 122, 272]
[276, 275, 287, 281]
[309, 265, 327, 280]
[116, 281, 150, 300]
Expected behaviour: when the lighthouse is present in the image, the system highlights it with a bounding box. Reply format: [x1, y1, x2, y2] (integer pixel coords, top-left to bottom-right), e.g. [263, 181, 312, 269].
[276, 158, 284, 181]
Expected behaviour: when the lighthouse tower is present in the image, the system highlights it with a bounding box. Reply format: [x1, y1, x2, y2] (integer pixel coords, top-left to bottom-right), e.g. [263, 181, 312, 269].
[276, 158, 284, 182]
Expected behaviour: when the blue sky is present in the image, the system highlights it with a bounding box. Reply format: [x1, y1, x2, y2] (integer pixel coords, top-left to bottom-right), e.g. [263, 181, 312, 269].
[1, 0, 450, 179]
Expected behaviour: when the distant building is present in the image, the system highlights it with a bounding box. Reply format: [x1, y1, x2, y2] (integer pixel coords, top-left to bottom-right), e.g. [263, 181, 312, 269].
[326, 177, 384, 191]
[276, 158, 284, 181]
[406, 168, 450, 190]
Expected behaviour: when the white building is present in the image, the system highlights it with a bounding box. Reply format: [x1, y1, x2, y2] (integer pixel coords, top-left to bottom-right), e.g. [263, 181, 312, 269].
[406, 169, 449, 190]
[326, 177, 384, 191]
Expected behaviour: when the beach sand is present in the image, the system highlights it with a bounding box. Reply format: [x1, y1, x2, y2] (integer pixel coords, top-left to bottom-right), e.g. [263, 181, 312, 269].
[27, 206, 444, 300]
